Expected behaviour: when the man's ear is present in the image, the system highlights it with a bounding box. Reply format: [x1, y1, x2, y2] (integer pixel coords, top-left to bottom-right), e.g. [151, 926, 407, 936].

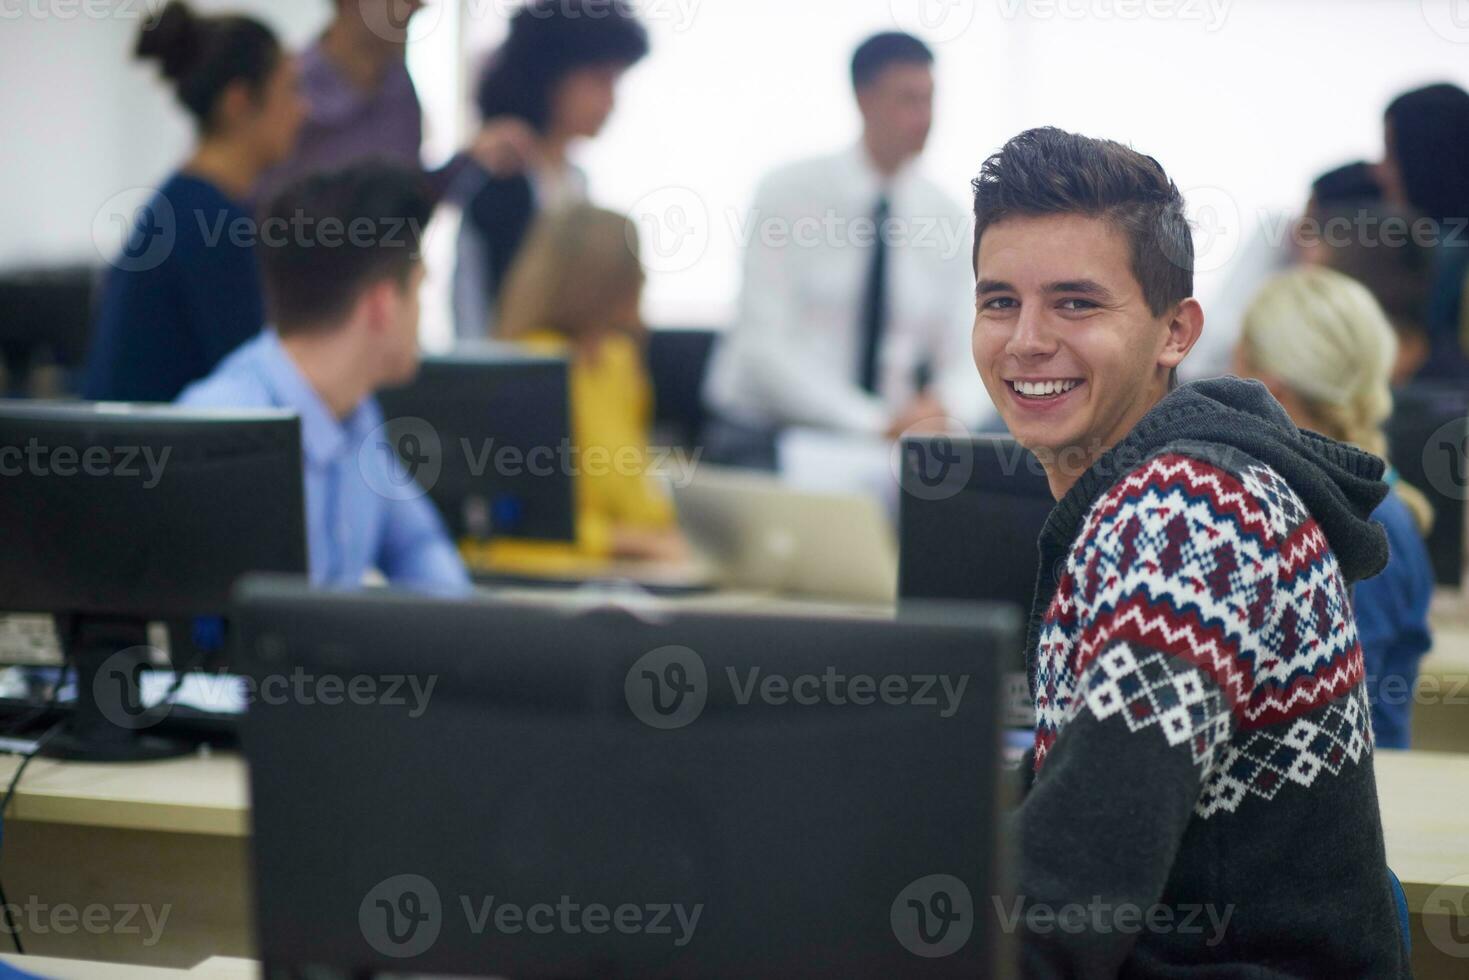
[357, 279, 398, 336]
[1159, 298, 1205, 372]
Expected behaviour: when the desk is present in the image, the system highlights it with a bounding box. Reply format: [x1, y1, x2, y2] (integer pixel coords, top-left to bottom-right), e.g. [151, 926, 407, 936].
[4, 750, 1466, 968]
[0, 752, 247, 837]
[1375, 751, 1469, 979]
[0, 954, 255, 979]
[1416, 592, 1469, 752]
[0, 590, 902, 968]
[488, 584, 897, 621]
[1, 595, 1466, 972]
[0, 753, 250, 968]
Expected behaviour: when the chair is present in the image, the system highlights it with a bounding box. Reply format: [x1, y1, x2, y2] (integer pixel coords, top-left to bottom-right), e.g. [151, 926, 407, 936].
[646, 326, 718, 450]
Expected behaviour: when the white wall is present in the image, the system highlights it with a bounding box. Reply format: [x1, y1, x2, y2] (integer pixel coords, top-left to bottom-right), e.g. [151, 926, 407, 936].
[0, 0, 329, 267]
[554, 0, 1469, 327]
[4, 0, 1469, 336]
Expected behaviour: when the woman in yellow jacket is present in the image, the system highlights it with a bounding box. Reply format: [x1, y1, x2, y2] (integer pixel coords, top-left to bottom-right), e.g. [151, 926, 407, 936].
[493, 203, 689, 562]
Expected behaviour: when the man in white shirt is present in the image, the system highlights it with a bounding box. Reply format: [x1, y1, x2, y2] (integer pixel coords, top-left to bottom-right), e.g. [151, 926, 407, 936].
[703, 33, 991, 466]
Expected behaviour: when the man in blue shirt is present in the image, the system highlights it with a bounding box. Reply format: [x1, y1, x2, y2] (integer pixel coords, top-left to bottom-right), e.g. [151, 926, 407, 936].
[179, 162, 469, 593]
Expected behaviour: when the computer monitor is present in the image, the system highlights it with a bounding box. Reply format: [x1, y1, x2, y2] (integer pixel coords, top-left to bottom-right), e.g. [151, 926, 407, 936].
[235, 577, 1015, 979]
[0, 400, 307, 759]
[898, 435, 1054, 617]
[376, 345, 575, 544]
[0, 265, 99, 395]
[898, 436, 1050, 734]
[1386, 384, 1469, 588]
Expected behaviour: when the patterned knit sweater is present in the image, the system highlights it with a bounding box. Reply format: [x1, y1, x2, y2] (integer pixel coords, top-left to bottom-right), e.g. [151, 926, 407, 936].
[1014, 380, 1409, 978]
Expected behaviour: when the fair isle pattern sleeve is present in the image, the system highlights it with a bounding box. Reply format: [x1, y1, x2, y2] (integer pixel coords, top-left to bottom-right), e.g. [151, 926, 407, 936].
[1032, 451, 1371, 800]
[1014, 451, 1375, 975]
[1033, 452, 1279, 775]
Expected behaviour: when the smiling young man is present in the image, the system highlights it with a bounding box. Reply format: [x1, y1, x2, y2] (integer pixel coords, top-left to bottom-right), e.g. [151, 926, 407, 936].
[972, 129, 1409, 976]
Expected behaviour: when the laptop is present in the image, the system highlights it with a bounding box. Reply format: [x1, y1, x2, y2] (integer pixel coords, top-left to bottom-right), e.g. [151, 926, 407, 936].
[672, 467, 898, 603]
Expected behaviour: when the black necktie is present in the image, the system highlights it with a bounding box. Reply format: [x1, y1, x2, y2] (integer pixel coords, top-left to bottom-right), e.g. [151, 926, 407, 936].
[858, 195, 890, 394]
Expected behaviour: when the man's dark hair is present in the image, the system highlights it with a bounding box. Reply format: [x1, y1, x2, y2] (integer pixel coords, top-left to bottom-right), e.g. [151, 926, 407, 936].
[475, 0, 649, 133]
[1386, 82, 1469, 223]
[1311, 160, 1382, 209]
[851, 32, 933, 91]
[260, 161, 433, 335]
[1317, 202, 1434, 341]
[971, 127, 1194, 317]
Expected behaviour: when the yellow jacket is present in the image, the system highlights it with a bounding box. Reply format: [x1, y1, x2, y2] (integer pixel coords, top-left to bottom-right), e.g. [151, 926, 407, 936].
[477, 330, 675, 563]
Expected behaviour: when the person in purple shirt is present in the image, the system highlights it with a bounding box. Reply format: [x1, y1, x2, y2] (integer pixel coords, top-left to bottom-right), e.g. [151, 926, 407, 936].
[179, 162, 470, 593]
[257, 0, 537, 204]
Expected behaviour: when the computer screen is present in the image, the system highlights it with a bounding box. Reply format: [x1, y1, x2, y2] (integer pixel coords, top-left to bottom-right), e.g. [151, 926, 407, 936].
[376, 346, 576, 544]
[897, 436, 1050, 738]
[0, 265, 98, 393]
[898, 435, 1054, 620]
[0, 401, 307, 617]
[0, 400, 307, 759]
[1386, 384, 1468, 588]
[235, 578, 1015, 978]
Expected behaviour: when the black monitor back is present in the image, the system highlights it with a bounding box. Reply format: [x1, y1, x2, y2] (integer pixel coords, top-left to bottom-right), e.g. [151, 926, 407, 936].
[0, 265, 99, 365]
[235, 579, 1014, 979]
[898, 435, 1054, 620]
[647, 327, 717, 450]
[1386, 384, 1468, 588]
[0, 401, 307, 618]
[377, 347, 575, 543]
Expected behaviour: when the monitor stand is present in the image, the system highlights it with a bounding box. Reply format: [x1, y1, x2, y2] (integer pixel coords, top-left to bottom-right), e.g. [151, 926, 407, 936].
[40, 614, 194, 762]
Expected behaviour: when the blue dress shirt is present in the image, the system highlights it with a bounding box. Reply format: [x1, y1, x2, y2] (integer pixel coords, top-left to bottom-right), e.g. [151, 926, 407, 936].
[178, 331, 470, 593]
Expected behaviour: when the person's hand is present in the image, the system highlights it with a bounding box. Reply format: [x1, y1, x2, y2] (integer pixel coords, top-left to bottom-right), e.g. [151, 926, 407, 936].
[610, 528, 694, 564]
[885, 391, 951, 440]
[467, 117, 540, 178]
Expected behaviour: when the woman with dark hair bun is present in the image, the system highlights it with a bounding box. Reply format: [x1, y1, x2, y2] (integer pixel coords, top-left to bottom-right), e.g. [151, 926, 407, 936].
[83, 1, 306, 402]
[452, 0, 650, 339]
[1381, 83, 1469, 382]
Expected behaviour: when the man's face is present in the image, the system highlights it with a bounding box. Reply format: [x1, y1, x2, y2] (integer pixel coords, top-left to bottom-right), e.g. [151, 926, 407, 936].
[349, 0, 427, 45]
[858, 63, 934, 163]
[973, 214, 1183, 469]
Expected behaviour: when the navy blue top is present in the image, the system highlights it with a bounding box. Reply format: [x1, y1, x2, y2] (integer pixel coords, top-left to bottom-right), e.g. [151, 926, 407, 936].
[83, 173, 265, 402]
[1356, 488, 1435, 749]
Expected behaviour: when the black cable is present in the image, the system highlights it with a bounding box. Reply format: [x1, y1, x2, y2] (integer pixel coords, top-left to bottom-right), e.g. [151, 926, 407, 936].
[4, 660, 72, 738]
[156, 622, 211, 714]
[0, 719, 64, 955]
[131, 618, 219, 729]
[0, 877, 17, 955]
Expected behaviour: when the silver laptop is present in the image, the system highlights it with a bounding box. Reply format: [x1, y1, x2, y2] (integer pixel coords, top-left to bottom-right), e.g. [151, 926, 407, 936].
[672, 467, 898, 603]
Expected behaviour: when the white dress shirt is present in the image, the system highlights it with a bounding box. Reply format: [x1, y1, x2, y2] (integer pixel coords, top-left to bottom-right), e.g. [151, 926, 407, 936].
[705, 144, 993, 435]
